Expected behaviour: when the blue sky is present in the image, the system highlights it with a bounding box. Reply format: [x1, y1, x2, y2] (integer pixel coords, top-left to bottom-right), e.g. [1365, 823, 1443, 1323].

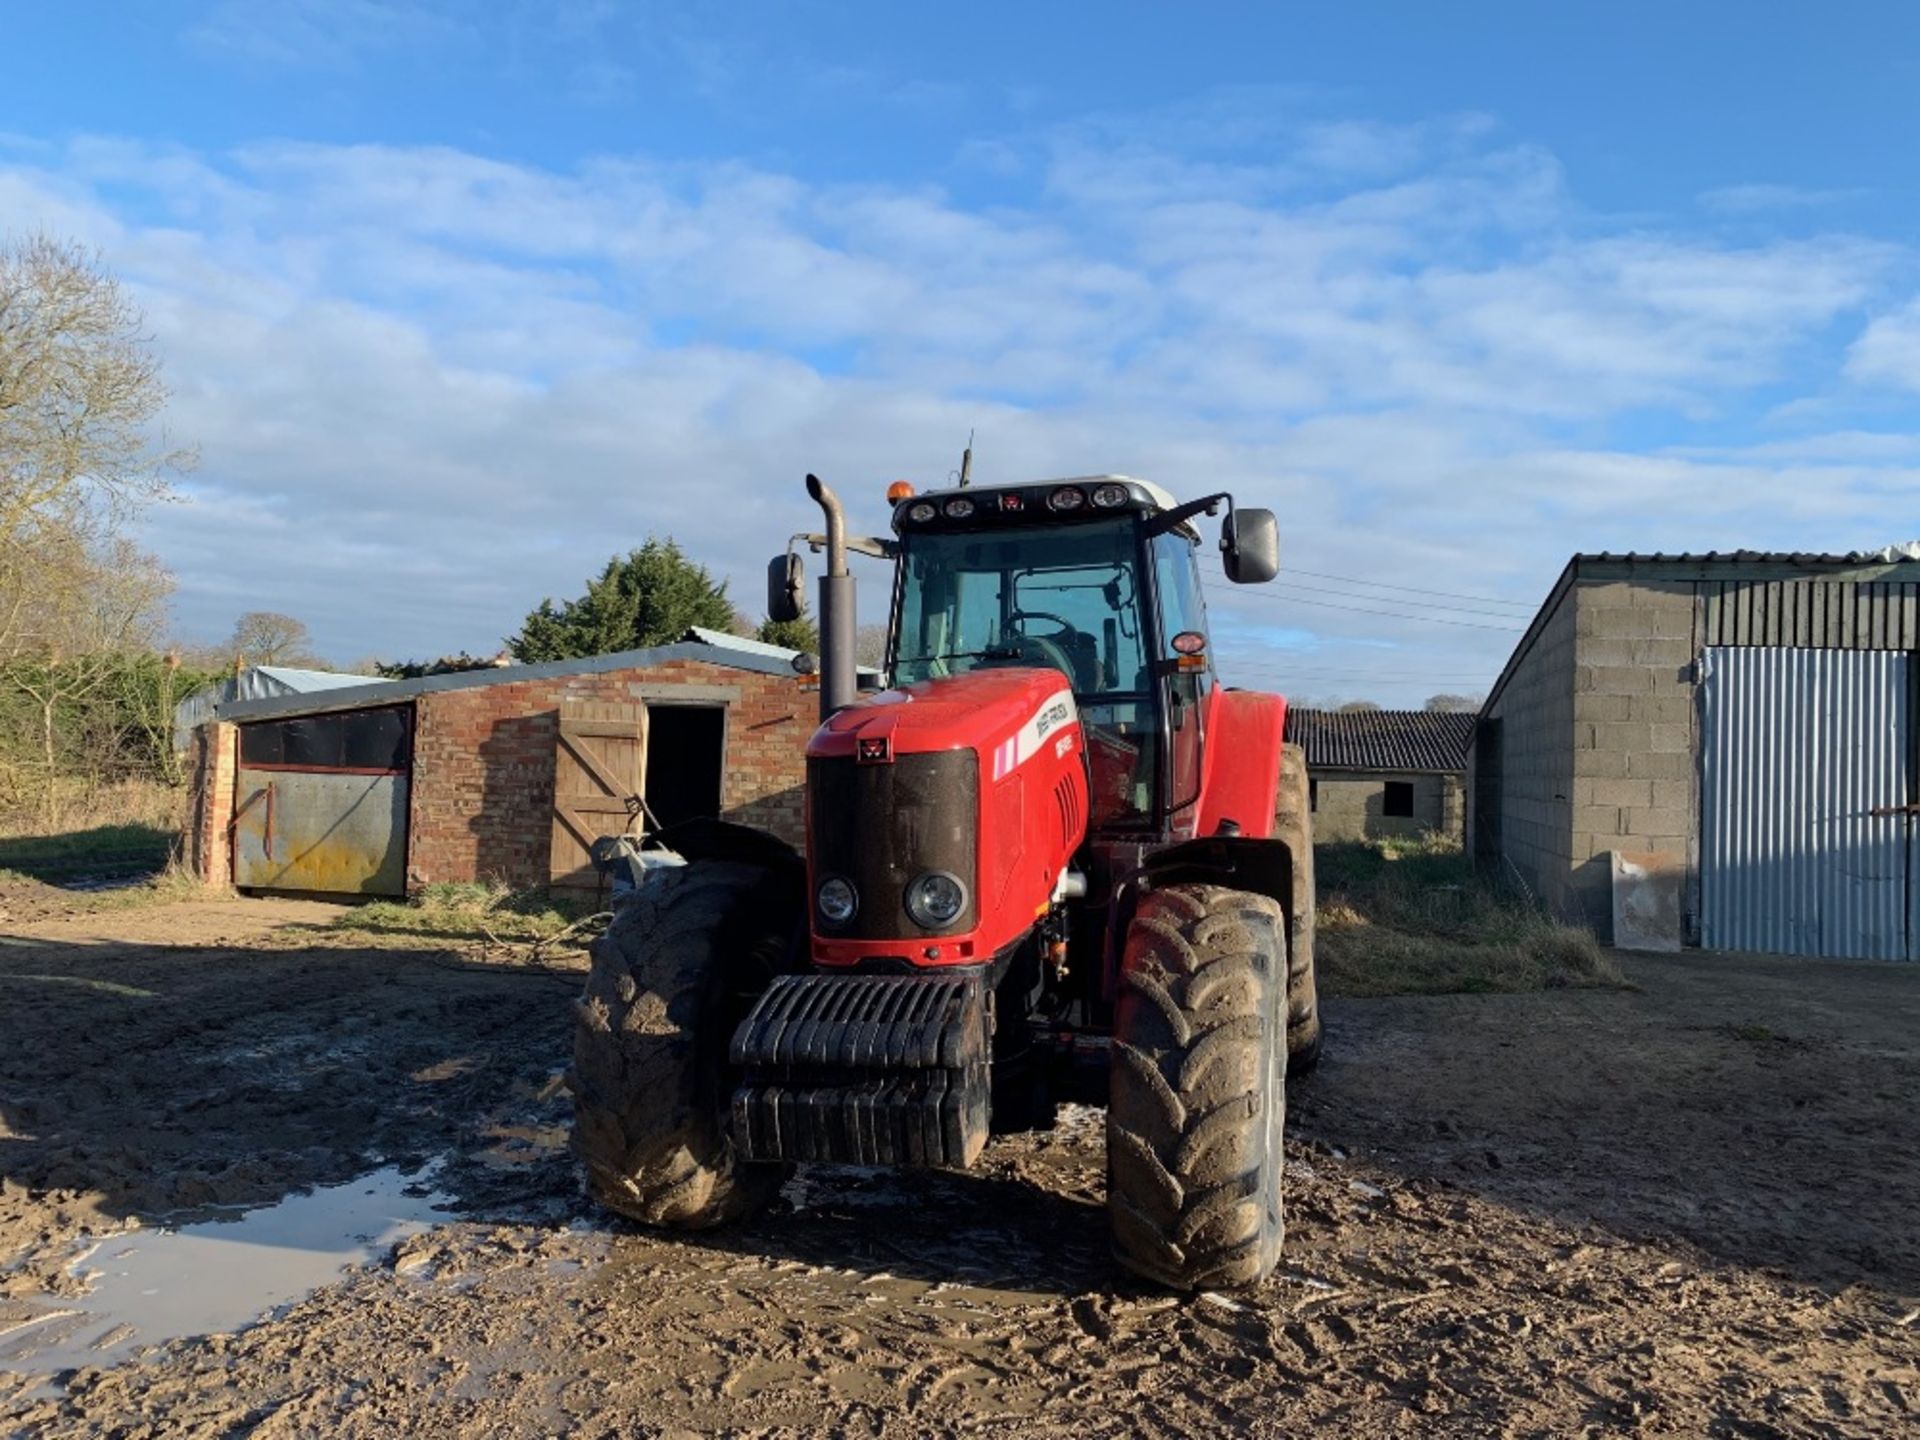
[5, 2, 1918, 702]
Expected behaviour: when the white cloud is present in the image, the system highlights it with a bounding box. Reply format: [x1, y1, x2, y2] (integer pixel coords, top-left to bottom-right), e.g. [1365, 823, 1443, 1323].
[1699, 183, 1863, 213]
[0, 116, 1911, 704]
[1846, 298, 1920, 392]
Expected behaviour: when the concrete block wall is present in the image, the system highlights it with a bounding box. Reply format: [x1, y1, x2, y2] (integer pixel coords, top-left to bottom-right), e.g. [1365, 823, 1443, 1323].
[1474, 584, 1579, 913]
[1309, 770, 1462, 844]
[408, 659, 813, 891]
[1567, 579, 1699, 937]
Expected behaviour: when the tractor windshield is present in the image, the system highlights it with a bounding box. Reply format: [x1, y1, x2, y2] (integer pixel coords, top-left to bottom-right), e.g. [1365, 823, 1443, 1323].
[892, 519, 1159, 825]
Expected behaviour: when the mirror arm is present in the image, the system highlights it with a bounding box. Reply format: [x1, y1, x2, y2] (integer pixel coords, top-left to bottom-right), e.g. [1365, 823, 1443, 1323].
[799, 533, 898, 560]
[1144, 491, 1230, 538]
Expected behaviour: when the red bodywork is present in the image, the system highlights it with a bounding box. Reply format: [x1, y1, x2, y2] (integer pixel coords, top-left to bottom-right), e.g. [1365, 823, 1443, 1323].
[807, 667, 1086, 968]
[1196, 686, 1289, 840]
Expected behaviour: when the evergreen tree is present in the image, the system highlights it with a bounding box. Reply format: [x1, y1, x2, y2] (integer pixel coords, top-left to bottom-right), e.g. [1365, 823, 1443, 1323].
[508, 540, 735, 663]
[755, 612, 820, 653]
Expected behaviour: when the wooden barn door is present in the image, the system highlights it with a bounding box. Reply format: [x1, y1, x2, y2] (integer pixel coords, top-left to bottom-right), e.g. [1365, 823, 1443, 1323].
[550, 702, 648, 897]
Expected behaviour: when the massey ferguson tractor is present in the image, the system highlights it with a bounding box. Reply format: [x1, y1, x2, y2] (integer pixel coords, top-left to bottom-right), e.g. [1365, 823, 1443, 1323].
[569, 472, 1320, 1292]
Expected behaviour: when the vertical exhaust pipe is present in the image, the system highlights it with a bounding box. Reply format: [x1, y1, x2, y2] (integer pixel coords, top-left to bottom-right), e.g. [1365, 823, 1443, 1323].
[805, 473, 856, 720]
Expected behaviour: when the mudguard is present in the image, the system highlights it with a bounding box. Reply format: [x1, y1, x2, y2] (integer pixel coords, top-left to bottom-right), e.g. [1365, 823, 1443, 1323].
[1196, 688, 1288, 840]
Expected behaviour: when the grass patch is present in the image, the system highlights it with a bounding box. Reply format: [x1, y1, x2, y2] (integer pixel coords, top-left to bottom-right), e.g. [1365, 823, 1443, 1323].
[1316, 834, 1624, 998]
[0, 822, 175, 878]
[0, 858, 224, 914]
[331, 881, 591, 942]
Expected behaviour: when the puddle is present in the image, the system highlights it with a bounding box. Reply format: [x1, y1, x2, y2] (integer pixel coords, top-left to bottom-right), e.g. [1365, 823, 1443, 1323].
[0, 1165, 450, 1377]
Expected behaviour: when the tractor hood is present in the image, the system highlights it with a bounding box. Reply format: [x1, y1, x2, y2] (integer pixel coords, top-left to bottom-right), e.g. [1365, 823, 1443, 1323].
[807, 668, 1076, 763]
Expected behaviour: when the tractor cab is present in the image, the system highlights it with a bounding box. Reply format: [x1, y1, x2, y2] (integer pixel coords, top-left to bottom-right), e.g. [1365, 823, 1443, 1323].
[886, 475, 1275, 837]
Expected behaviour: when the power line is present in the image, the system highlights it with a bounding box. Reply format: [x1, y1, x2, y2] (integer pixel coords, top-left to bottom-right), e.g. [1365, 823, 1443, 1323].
[1273, 566, 1539, 611]
[1263, 579, 1530, 621]
[1203, 568, 1533, 621]
[1201, 580, 1528, 633]
[1216, 653, 1495, 676]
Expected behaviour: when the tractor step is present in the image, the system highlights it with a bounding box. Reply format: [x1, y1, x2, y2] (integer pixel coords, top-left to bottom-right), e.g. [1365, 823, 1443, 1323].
[729, 971, 990, 1168]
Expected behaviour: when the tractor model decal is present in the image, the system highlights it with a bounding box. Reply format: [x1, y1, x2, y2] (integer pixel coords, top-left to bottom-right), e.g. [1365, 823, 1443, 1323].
[992, 690, 1079, 781]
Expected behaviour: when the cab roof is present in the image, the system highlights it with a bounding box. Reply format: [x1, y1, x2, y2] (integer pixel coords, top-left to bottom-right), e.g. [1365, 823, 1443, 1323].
[890, 474, 1185, 537]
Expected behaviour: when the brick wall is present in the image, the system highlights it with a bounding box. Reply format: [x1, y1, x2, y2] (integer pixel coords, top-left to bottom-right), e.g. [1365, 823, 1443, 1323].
[1308, 770, 1461, 844]
[406, 660, 813, 892]
[187, 721, 237, 887]
[1566, 578, 1699, 938]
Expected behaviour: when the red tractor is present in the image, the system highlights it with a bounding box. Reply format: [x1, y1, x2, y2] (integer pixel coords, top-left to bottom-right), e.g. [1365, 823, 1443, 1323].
[570, 472, 1320, 1291]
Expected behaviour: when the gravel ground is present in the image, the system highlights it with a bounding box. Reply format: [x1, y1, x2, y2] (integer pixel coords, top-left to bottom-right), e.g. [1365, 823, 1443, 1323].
[2, 894, 1916, 1437]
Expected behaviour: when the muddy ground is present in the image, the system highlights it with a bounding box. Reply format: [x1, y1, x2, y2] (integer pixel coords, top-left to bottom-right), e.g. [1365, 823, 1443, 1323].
[1, 892, 1916, 1438]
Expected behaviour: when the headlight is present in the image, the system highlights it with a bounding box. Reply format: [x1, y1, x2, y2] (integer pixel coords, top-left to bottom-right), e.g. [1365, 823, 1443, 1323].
[907, 501, 936, 523]
[943, 497, 975, 519]
[1048, 486, 1086, 512]
[1090, 483, 1130, 508]
[904, 871, 967, 928]
[816, 876, 858, 925]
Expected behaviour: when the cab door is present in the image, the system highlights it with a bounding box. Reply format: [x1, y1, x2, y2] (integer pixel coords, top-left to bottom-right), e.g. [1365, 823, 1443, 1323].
[1153, 532, 1211, 838]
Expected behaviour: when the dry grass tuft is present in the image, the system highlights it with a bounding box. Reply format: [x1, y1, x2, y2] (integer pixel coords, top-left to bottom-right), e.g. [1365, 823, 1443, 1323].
[1315, 834, 1624, 998]
[332, 881, 590, 942]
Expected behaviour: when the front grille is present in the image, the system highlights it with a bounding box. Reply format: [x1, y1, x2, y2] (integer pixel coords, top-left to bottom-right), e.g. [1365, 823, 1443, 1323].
[809, 751, 978, 939]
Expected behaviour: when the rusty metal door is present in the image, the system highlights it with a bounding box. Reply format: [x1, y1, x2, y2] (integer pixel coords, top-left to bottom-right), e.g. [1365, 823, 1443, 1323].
[1699, 647, 1914, 960]
[550, 702, 648, 895]
[232, 706, 412, 896]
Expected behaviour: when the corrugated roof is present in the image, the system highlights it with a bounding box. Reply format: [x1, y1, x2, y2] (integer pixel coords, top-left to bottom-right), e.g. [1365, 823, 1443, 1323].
[217, 634, 812, 723]
[1580, 543, 1920, 565]
[1284, 708, 1475, 773]
[249, 666, 387, 693]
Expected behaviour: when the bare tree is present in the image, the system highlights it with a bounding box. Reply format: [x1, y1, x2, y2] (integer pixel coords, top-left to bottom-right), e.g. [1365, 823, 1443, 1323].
[1336, 700, 1383, 713]
[227, 610, 325, 669]
[854, 623, 889, 669]
[1424, 693, 1484, 713]
[0, 235, 192, 539]
[0, 532, 172, 815]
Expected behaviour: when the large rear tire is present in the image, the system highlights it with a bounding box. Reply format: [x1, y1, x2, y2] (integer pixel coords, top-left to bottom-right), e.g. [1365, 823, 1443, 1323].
[568, 860, 795, 1228]
[1108, 884, 1287, 1291]
[1273, 741, 1323, 1076]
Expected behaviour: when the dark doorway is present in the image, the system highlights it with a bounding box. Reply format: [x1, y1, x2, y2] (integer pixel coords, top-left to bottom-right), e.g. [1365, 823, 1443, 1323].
[644, 705, 727, 831]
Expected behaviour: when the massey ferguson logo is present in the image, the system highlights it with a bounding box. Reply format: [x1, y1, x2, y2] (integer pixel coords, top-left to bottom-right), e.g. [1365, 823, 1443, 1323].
[993, 694, 1078, 781]
[1034, 699, 1072, 741]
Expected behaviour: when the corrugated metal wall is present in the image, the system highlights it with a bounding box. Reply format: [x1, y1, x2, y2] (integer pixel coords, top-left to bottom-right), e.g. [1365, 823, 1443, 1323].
[1701, 580, 1920, 649]
[1699, 647, 1914, 960]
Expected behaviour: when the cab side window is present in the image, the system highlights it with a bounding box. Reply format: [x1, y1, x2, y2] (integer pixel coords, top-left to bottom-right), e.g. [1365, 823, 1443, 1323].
[1152, 533, 1208, 671]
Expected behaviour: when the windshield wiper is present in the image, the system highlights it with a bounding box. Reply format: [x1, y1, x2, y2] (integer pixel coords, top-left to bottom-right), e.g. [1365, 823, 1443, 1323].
[912, 645, 1025, 664]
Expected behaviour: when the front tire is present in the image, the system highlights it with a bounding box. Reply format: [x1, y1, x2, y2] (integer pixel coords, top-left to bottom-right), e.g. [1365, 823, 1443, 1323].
[568, 860, 795, 1228]
[1107, 884, 1287, 1291]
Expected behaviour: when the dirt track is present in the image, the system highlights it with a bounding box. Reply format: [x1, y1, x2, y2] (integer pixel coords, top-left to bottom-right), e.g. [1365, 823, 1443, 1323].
[2, 895, 1917, 1437]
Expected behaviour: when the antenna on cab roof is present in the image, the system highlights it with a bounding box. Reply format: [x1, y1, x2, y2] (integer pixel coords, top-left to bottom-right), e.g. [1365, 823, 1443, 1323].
[958, 429, 974, 487]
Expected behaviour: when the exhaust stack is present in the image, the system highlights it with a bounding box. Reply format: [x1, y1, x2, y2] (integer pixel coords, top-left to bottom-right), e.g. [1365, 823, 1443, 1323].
[805, 473, 856, 720]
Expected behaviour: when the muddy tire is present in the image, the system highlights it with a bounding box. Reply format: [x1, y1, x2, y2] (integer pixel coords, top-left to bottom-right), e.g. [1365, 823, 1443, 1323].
[1273, 741, 1323, 1077]
[1108, 884, 1287, 1291]
[569, 860, 795, 1229]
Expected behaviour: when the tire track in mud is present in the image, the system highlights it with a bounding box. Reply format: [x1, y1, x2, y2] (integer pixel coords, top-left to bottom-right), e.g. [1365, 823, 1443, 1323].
[2, 910, 1918, 1437]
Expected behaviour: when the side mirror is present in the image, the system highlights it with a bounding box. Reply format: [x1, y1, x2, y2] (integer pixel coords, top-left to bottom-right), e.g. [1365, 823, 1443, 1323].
[767, 553, 804, 622]
[1222, 508, 1279, 584]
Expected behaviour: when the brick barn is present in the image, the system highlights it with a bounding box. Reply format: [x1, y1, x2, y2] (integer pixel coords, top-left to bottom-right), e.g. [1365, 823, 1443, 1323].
[1283, 708, 1473, 844]
[187, 629, 822, 899]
